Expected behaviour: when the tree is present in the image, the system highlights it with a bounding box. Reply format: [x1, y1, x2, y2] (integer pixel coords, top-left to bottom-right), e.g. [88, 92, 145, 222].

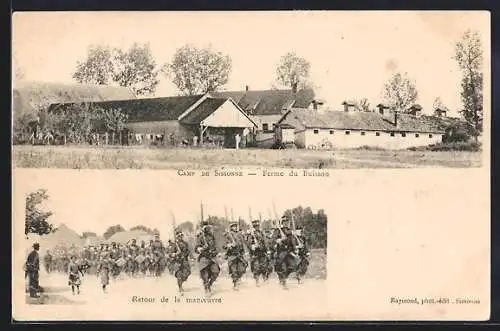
[102, 224, 125, 240]
[73, 45, 115, 85]
[25, 189, 56, 237]
[358, 98, 371, 112]
[177, 221, 194, 234]
[95, 106, 128, 143]
[432, 97, 449, 112]
[112, 43, 160, 96]
[282, 206, 327, 249]
[81, 232, 97, 239]
[275, 52, 311, 92]
[165, 44, 232, 96]
[73, 43, 160, 96]
[382, 72, 418, 112]
[129, 225, 158, 235]
[454, 29, 483, 137]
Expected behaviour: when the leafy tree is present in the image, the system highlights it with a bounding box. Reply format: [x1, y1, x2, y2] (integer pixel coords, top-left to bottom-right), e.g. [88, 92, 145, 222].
[382, 72, 418, 112]
[112, 43, 160, 96]
[103, 224, 126, 240]
[177, 221, 194, 233]
[73, 43, 160, 96]
[276, 52, 311, 92]
[282, 206, 327, 249]
[25, 189, 55, 236]
[73, 45, 115, 85]
[95, 106, 128, 136]
[454, 29, 483, 138]
[164, 44, 232, 95]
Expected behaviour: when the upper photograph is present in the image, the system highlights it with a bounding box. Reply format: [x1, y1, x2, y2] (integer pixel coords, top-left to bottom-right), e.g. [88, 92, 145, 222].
[12, 11, 489, 169]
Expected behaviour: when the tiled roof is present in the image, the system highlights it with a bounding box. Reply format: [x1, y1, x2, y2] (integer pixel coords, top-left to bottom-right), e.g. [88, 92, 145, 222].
[212, 88, 315, 115]
[49, 95, 204, 122]
[180, 98, 227, 124]
[279, 109, 453, 133]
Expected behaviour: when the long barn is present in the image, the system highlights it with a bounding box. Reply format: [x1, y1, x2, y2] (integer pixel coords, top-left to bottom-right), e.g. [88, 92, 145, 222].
[49, 93, 257, 148]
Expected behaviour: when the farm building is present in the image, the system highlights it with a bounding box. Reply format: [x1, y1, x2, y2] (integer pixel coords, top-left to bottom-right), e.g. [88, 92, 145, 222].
[213, 87, 317, 147]
[275, 104, 457, 150]
[49, 93, 258, 148]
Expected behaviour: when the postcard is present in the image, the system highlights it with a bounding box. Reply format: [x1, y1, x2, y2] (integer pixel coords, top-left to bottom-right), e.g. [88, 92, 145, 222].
[11, 10, 490, 321]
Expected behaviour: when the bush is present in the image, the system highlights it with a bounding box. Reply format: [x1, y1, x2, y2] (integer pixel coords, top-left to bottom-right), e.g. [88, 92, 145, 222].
[407, 141, 482, 152]
[271, 141, 296, 150]
[352, 145, 386, 151]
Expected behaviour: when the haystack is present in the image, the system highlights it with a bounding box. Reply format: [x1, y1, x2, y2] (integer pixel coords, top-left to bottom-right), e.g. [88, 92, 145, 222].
[13, 81, 137, 116]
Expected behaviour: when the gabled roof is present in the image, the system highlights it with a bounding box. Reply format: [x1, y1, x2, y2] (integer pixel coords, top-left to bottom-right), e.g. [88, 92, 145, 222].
[49, 95, 205, 122]
[180, 98, 227, 124]
[279, 109, 453, 133]
[212, 88, 315, 115]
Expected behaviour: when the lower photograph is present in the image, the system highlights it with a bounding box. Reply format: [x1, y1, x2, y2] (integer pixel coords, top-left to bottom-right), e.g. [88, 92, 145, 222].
[13, 170, 329, 321]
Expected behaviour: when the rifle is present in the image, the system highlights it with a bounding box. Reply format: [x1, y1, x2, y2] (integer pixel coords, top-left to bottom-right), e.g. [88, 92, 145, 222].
[170, 212, 181, 257]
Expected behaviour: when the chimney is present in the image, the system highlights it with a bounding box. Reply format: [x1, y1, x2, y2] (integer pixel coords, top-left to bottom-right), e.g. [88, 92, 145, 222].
[313, 100, 318, 111]
[394, 111, 399, 127]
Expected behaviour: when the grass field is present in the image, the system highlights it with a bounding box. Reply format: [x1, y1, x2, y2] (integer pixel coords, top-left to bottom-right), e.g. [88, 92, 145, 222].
[12, 145, 482, 169]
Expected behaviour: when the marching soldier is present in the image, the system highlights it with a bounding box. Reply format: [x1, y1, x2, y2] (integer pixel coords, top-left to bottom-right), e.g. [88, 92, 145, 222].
[169, 229, 191, 294]
[68, 255, 84, 295]
[273, 216, 299, 289]
[25, 242, 41, 298]
[293, 226, 310, 284]
[43, 249, 53, 274]
[195, 220, 220, 295]
[245, 220, 269, 286]
[97, 252, 111, 293]
[151, 232, 165, 277]
[166, 240, 176, 275]
[223, 221, 248, 290]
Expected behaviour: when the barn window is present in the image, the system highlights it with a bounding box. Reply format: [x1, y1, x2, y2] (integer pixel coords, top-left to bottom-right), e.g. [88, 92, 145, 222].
[415, 133, 420, 138]
[329, 130, 334, 135]
[375, 132, 380, 136]
[361, 131, 366, 136]
[313, 129, 319, 134]
[429, 134, 433, 138]
[345, 131, 350, 135]
[262, 123, 269, 131]
[390, 132, 395, 137]
[401, 132, 406, 137]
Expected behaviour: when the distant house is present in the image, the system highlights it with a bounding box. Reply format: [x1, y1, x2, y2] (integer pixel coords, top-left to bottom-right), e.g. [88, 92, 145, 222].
[49, 93, 257, 148]
[275, 104, 455, 150]
[213, 87, 316, 147]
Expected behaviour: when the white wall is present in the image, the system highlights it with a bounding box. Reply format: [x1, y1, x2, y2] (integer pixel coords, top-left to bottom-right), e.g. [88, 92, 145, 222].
[300, 128, 444, 150]
[203, 100, 255, 128]
[251, 114, 283, 132]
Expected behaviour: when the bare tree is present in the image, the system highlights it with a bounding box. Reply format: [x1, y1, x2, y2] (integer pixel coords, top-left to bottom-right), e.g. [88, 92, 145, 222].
[382, 72, 418, 112]
[275, 52, 311, 92]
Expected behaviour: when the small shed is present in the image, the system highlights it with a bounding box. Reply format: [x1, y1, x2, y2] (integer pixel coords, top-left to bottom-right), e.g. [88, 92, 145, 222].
[408, 104, 423, 116]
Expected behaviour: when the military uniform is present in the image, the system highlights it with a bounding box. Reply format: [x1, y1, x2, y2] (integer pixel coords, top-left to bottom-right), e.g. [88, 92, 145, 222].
[170, 230, 192, 293]
[245, 220, 270, 285]
[151, 234, 165, 277]
[25, 243, 40, 298]
[273, 217, 299, 289]
[195, 221, 220, 295]
[293, 228, 310, 283]
[223, 222, 248, 290]
[97, 253, 111, 292]
[68, 257, 83, 295]
[43, 250, 53, 274]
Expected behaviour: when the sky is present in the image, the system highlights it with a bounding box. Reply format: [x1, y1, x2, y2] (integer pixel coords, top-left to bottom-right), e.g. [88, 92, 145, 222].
[14, 169, 334, 237]
[12, 11, 489, 117]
